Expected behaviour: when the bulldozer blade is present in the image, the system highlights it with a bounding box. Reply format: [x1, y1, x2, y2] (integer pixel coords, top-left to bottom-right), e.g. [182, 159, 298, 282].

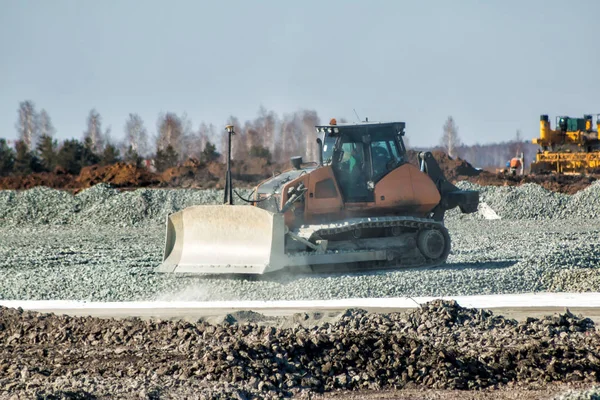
[157, 205, 287, 275]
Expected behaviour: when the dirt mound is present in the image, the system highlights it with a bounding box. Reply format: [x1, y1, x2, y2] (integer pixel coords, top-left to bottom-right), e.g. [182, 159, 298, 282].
[1, 152, 598, 195]
[77, 162, 160, 188]
[407, 150, 598, 194]
[0, 159, 276, 192]
[0, 163, 160, 192]
[159, 158, 274, 189]
[160, 158, 220, 189]
[407, 150, 481, 181]
[1, 301, 598, 398]
[469, 172, 598, 195]
[0, 169, 74, 190]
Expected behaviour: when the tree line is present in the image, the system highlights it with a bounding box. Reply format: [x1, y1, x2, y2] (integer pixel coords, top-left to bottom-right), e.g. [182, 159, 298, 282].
[437, 116, 532, 170]
[0, 101, 324, 176]
[1, 101, 530, 177]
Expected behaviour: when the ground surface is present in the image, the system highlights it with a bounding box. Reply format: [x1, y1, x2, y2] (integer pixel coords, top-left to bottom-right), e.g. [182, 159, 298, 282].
[2, 183, 600, 399]
[1, 218, 599, 302]
[1, 302, 600, 399]
[318, 385, 592, 399]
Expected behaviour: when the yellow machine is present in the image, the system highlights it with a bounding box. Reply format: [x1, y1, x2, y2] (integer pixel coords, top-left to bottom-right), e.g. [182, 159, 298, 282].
[531, 114, 600, 174]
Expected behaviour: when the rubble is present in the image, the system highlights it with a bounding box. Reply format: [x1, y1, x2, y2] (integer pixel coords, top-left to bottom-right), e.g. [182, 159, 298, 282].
[0, 301, 598, 398]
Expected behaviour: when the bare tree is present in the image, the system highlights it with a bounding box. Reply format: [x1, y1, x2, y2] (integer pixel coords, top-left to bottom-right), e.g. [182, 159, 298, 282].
[265, 110, 279, 156]
[179, 122, 209, 161]
[302, 110, 320, 163]
[37, 109, 55, 138]
[508, 129, 523, 158]
[196, 123, 210, 155]
[178, 113, 195, 161]
[104, 125, 112, 143]
[440, 116, 461, 158]
[207, 123, 219, 146]
[181, 122, 223, 162]
[279, 112, 303, 162]
[83, 109, 105, 153]
[124, 113, 149, 157]
[244, 120, 260, 154]
[156, 112, 183, 152]
[15, 100, 38, 150]
[254, 106, 278, 153]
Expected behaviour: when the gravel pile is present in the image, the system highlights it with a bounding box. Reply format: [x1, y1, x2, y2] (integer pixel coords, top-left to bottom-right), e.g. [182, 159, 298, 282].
[451, 182, 568, 220]
[558, 181, 600, 219]
[0, 184, 251, 227]
[1, 300, 598, 398]
[1, 181, 600, 227]
[451, 180, 600, 220]
[0, 186, 78, 225]
[1, 183, 599, 302]
[556, 387, 600, 400]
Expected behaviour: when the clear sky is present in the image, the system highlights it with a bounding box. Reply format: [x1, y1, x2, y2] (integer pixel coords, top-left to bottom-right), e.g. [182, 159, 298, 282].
[1, 0, 598, 148]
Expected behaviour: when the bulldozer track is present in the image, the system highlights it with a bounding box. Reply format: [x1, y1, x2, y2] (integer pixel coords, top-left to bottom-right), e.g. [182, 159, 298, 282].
[295, 216, 443, 239]
[290, 216, 451, 273]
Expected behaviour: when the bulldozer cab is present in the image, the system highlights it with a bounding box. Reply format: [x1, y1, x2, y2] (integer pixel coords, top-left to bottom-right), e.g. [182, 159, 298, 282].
[316, 122, 407, 203]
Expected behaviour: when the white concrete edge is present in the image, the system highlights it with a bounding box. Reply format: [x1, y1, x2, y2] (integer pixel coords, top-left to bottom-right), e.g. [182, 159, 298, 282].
[1, 293, 600, 311]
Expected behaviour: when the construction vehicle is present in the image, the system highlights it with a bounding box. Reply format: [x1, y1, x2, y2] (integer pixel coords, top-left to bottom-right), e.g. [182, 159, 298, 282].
[157, 119, 479, 275]
[531, 114, 600, 173]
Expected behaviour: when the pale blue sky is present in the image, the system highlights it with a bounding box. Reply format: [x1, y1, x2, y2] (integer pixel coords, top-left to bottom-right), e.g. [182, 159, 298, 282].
[1, 0, 598, 147]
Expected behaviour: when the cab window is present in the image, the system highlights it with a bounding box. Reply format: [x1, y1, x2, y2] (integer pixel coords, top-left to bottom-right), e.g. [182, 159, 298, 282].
[371, 139, 402, 179]
[334, 140, 371, 201]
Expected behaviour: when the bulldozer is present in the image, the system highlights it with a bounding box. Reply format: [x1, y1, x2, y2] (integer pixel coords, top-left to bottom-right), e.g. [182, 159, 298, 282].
[157, 119, 479, 275]
[531, 114, 600, 174]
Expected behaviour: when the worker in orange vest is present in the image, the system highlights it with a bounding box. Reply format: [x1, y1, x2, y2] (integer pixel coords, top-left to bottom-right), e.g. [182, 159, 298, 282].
[509, 157, 522, 176]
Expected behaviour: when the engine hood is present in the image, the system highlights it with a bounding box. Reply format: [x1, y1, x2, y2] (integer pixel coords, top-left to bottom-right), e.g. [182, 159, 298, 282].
[256, 167, 316, 195]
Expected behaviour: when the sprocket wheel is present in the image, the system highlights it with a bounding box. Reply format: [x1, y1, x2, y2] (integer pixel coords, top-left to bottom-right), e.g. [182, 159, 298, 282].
[417, 229, 446, 259]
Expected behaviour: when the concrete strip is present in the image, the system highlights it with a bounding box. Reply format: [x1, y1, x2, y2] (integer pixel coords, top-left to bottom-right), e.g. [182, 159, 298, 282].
[1, 292, 600, 312]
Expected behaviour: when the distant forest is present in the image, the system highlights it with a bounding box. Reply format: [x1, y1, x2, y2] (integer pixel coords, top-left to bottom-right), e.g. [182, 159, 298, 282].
[0, 100, 532, 176]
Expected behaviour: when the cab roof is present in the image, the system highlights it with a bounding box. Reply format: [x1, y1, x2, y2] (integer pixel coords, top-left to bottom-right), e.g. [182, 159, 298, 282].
[315, 121, 405, 129]
[315, 121, 406, 135]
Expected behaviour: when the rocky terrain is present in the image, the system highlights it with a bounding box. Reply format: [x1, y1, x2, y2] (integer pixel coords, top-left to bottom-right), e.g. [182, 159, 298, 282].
[1, 300, 599, 399]
[1, 182, 600, 302]
[1, 178, 600, 398]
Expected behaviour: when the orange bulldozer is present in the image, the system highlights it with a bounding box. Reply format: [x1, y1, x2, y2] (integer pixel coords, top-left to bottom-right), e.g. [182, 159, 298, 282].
[157, 119, 479, 275]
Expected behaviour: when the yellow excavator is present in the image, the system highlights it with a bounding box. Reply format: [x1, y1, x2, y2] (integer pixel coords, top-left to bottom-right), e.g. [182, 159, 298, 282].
[157, 119, 479, 275]
[531, 114, 600, 173]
